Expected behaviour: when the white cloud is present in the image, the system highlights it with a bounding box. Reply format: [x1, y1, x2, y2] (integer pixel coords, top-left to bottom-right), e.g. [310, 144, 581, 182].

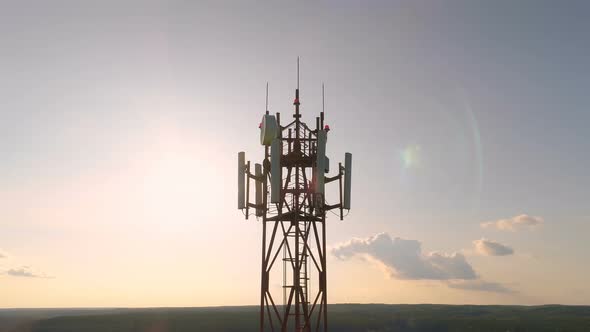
[481, 214, 543, 231]
[332, 233, 513, 293]
[473, 238, 514, 256]
[332, 233, 477, 280]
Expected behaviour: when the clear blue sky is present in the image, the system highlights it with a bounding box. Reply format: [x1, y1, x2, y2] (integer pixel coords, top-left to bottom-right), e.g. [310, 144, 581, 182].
[1, 1, 589, 307]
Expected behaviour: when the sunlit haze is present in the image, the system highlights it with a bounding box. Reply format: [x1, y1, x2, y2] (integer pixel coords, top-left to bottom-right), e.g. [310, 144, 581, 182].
[1, 1, 589, 308]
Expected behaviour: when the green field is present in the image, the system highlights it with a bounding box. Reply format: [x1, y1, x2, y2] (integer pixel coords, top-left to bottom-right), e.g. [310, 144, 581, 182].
[2, 304, 589, 332]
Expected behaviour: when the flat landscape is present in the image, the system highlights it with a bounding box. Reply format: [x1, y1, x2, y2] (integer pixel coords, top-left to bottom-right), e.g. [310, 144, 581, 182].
[2, 304, 589, 332]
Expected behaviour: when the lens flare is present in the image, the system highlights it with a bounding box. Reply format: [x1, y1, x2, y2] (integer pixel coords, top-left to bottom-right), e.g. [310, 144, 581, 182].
[400, 144, 422, 169]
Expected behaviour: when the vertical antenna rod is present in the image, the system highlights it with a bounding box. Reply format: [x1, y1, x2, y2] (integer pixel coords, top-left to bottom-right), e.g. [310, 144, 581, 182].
[265, 82, 269, 115]
[322, 83, 325, 115]
[297, 56, 300, 89]
[294, 57, 301, 119]
[324, 83, 326, 113]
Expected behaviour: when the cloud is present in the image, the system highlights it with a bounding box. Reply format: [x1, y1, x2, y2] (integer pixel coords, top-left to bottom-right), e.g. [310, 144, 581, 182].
[332, 233, 476, 280]
[0, 251, 53, 279]
[332, 233, 514, 294]
[446, 280, 515, 294]
[473, 238, 514, 256]
[481, 214, 543, 231]
[5, 266, 50, 278]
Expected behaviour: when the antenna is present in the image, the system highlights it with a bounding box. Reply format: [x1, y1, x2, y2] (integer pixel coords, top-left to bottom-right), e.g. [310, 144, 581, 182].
[315, 130, 327, 195]
[237, 152, 245, 209]
[270, 138, 281, 203]
[321, 83, 325, 128]
[255, 163, 263, 216]
[297, 56, 300, 89]
[322, 83, 325, 115]
[294, 58, 301, 119]
[265, 82, 269, 115]
[344, 152, 352, 210]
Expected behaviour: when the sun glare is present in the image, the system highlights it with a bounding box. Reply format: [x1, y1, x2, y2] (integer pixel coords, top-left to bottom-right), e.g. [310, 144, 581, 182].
[137, 135, 218, 226]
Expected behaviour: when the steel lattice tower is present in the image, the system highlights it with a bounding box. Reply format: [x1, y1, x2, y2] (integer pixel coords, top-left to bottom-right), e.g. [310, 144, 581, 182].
[238, 64, 352, 332]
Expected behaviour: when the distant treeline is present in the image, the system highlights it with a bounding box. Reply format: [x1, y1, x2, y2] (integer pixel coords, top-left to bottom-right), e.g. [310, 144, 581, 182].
[2, 304, 589, 332]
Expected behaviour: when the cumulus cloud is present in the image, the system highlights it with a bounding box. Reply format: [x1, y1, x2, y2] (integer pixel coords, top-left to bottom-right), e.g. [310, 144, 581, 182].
[0, 250, 6, 259]
[332, 233, 477, 280]
[473, 239, 514, 256]
[481, 214, 543, 231]
[446, 280, 515, 294]
[332, 233, 513, 294]
[5, 266, 50, 278]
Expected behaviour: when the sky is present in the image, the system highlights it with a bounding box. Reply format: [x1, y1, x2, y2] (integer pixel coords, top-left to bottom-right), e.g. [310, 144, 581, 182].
[1, 1, 590, 307]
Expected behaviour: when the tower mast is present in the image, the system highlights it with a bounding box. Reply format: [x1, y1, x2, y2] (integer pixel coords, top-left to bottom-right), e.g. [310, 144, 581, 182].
[238, 60, 353, 331]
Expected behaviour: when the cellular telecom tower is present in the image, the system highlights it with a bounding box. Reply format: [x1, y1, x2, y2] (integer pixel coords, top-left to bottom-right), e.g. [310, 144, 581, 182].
[237, 61, 352, 332]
